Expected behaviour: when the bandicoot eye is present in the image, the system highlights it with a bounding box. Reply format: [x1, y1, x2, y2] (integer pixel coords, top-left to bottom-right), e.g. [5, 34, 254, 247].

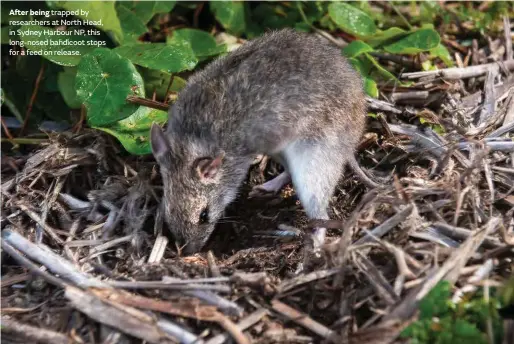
[199, 208, 209, 224]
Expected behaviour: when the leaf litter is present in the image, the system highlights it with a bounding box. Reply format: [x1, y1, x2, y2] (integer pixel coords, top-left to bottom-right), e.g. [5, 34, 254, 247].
[2, 17, 514, 344]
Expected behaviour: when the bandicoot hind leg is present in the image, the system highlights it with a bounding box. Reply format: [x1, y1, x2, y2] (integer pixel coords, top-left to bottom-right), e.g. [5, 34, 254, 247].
[281, 138, 345, 259]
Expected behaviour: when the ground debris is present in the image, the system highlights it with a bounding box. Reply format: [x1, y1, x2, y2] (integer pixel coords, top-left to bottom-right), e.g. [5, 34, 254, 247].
[2, 25, 514, 344]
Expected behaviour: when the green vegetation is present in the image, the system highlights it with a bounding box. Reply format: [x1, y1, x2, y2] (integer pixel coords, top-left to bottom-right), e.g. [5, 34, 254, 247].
[1, 3, 513, 342]
[401, 280, 512, 344]
[1, 1, 512, 155]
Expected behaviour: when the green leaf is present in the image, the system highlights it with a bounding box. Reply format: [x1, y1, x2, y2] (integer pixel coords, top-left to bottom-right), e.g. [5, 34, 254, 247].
[294, 22, 311, 32]
[421, 23, 436, 30]
[1, 88, 23, 122]
[297, 1, 326, 26]
[19, 25, 97, 66]
[319, 14, 337, 32]
[364, 77, 378, 98]
[167, 29, 226, 59]
[419, 280, 452, 319]
[353, 1, 385, 23]
[252, 3, 302, 31]
[2, 57, 44, 124]
[57, 67, 81, 109]
[116, 1, 176, 43]
[421, 60, 435, 71]
[210, 1, 246, 35]
[52, 1, 123, 44]
[95, 107, 168, 155]
[2, 56, 70, 126]
[400, 319, 432, 340]
[348, 56, 382, 98]
[453, 319, 486, 342]
[76, 48, 144, 126]
[153, 1, 176, 14]
[1, 25, 11, 44]
[432, 124, 445, 135]
[328, 2, 377, 38]
[342, 40, 374, 58]
[402, 280, 505, 344]
[116, 5, 148, 43]
[365, 27, 407, 48]
[419, 1, 442, 24]
[118, 1, 176, 24]
[35, 91, 71, 122]
[429, 43, 454, 67]
[114, 42, 197, 73]
[501, 275, 514, 305]
[41, 64, 62, 93]
[364, 53, 399, 83]
[384, 28, 441, 55]
[140, 68, 187, 100]
[116, 107, 167, 132]
[348, 57, 373, 76]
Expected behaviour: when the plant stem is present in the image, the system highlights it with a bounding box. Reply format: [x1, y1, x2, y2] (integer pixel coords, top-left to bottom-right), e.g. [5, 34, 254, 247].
[390, 1, 412, 30]
[20, 62, 45, 136]
[1, 116, 15, 141]
[296, 2, 314, 29]
[126, 96, 169, 111]
[1, 138, 48, 145]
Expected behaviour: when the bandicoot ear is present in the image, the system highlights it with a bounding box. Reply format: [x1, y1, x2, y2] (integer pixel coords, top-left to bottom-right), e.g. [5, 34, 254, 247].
[150, 123, 171, 165]
[195, 152, 225, 182]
